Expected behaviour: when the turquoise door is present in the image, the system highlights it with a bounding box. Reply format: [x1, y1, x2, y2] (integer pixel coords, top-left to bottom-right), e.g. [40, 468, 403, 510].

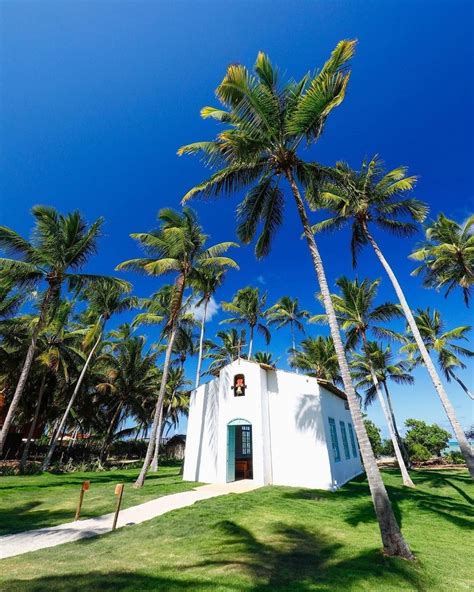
[227, 426, 236, 482]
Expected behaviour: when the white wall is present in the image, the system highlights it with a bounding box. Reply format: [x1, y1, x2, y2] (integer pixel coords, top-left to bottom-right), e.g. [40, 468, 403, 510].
[319, 389, 363, 488]
[267, 370, 334, 489]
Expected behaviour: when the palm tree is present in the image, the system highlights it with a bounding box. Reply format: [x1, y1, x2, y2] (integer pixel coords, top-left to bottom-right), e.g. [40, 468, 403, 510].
[289, 335, 341, 384]
[253, 351, 275, 366]
[411, 214, 474, 306]
[172, 320, 198, 370]
[266, 296, 309, 355]
[0, 206, 123, 455]
[204, 329, 247, 375]
[311, 276, 414, 487]
[221, 287, 270, 359]
[117, 207, 238, 487]
[351, 342, 413, 468]
[160, 366, 191, 439]
[20, 300, 84, 470]
[133, 285, 195, 472]
[41, 280, 135, 470]
[96, 332, 160, 463]
[402, 308, 473, 400]
[178, 48, 413, 557]
[191, 268, 232, 389]
[314, 156, 474, 477]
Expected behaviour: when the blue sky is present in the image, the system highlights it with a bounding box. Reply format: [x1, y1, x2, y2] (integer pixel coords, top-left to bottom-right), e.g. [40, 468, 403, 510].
[1, 0, 472, 438]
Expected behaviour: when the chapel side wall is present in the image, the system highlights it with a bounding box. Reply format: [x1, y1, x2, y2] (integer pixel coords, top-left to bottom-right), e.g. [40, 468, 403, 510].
[319, 388, 364, 488]
[267, 371, 333, 489]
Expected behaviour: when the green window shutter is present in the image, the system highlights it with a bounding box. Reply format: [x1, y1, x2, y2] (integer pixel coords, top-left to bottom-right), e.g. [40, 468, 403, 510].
[328, 417, 341, 462]
[340, 421, 351, 460]
[348, 423, 358, 458]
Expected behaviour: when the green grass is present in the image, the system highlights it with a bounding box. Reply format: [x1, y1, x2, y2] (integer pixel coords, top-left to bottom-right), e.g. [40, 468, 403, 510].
[0, 468, 472, 591]
[0, 464, 198, 535]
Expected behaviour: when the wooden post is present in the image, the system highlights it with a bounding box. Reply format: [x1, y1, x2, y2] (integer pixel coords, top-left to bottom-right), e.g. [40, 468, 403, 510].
[75, 480, 90, 520]
[112, 483, 124, 531]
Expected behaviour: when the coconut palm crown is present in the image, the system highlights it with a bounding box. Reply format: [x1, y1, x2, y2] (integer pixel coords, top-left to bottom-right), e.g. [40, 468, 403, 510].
[266, 296, 310, 352]
[221, 286, 270, 359]
[289, 335, 341, 385]
[402, 308, 474, 400]
[410, 214, 474, 306]
[178, 42, 356, 257]
[351, 342, 414, 408]
[310, 276, 403, 349]
[312, 156, 428, 266]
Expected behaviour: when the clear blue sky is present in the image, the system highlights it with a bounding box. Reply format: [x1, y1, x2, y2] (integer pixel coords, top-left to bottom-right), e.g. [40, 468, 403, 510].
[1, 0, 472, 437]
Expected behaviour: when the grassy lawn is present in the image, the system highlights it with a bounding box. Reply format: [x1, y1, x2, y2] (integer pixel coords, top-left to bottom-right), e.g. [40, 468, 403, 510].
[0, 468, 472, 591]
[0, 464, 198, 535]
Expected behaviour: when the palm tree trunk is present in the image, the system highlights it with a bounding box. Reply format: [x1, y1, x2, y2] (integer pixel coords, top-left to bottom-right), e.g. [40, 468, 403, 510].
[48, 418, 60, 446]
[99, 401, 124, 463]
[150, 397, 174, 471]
[150, 405, 164, 472]
[450, 372, 474, 400]
[195, 298, 208, 389]
[20, 373, 47, 471]
[382, 381, 411, 467]
[361, 335, 414, 487]
[134, 324, 178, 487]
[0, 286, 55, 455]
[285, 168, 413, 559]
[248, 326, 254, 359]
[364, 226, 474, 477]
[41, 329, 103, 471]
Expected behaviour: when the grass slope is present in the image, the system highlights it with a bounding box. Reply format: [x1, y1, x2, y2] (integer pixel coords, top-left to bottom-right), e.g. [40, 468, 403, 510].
[0, 464, 197, 535]
[0, 468, 472, 591]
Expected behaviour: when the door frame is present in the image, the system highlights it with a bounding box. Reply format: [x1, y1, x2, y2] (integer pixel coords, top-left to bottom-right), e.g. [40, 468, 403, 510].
[227, 418, 251, 482]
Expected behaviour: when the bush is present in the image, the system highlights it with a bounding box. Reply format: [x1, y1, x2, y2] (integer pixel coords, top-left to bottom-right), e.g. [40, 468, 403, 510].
[409, 443, 431, 463]
[443, 451, 465, 465]
[405, 418, 450, 457]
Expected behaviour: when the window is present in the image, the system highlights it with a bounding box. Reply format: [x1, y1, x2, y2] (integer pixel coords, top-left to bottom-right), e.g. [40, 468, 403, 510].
[241, 426, 251, 455]
[348, 423, 358, 458]
[340, 421, 351, 460]
[328, 418, 341, 462]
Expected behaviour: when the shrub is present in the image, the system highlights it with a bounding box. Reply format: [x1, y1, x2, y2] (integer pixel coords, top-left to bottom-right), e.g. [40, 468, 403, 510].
[409, 443, 431, 463]
[405, 418, 450, 457]
[443, 451, 465, 465]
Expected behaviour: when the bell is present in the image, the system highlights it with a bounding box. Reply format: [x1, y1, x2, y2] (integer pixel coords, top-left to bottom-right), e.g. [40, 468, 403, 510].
[236, 385, 243, 396]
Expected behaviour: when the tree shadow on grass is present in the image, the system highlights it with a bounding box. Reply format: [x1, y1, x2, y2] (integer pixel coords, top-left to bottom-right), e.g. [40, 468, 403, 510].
[4, 572, 226, 592]
[410, 469, 473, 504]
[0, 502, 75, 536]
[0, 468, 182, 491]
[186, 520, 427, 591]
[283, 471, 473, 532]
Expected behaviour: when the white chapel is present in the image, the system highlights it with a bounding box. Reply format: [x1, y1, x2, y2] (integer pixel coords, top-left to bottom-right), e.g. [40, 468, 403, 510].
[183, 359, 363, 490]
